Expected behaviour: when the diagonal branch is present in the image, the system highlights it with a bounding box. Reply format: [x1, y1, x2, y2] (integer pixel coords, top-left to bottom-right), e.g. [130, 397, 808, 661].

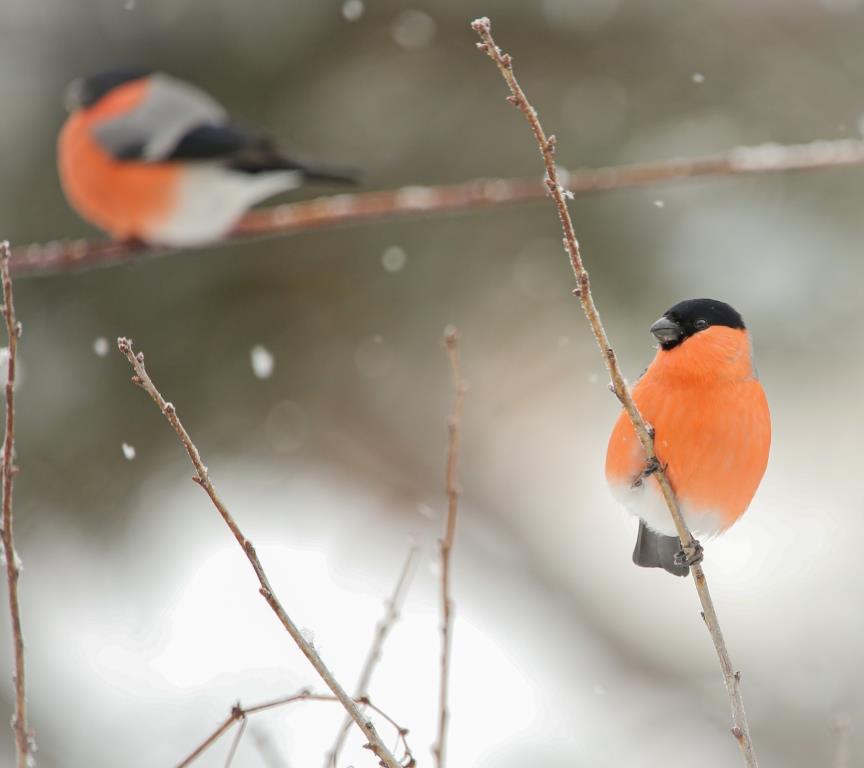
[433, 327, 468, 768]
[177, 690, 414, 768]
[326, 546, 419, 768]
[0, 242, 32, 768]
[13, 137, 864, 276]
[116, 338, 404, 768]
[471, 16, 758, 767]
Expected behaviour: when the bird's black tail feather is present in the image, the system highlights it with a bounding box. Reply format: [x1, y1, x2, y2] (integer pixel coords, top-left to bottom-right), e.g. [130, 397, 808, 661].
[298, 164, 359, 185]
[632, 520, 689, 577]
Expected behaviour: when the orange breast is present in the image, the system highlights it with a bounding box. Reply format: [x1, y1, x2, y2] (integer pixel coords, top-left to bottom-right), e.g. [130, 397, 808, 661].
[605, 326, 771, 531]
[57, 79, 180, 241]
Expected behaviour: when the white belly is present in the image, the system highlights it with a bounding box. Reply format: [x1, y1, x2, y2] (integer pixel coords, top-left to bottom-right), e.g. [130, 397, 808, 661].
[146, 165, 302, 246]
[609, 479, 726, 539]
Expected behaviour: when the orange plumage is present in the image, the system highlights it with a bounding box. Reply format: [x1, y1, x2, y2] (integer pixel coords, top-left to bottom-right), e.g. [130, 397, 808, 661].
[605, 299, 770, 575]
[58, 78, 180, 241]
[58, 69, 355, 246]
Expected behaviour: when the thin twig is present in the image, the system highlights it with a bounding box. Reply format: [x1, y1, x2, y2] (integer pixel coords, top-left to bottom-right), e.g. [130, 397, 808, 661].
[223, 716, 248, 768]
[0, 242, 31, 768]
[433, 327, 467, 768]
[176, 708, 242, 768]
[116, 338, 403, 768]
[176, 691, 414, 768]
[471, 17, 758, 767]
[326, 546, 420, 768]
[14, 136, 864, 276]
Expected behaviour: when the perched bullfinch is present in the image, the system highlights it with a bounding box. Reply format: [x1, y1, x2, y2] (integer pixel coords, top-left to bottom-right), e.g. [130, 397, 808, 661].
[605, 299, 771, 576]
[58, 69, 354, 246]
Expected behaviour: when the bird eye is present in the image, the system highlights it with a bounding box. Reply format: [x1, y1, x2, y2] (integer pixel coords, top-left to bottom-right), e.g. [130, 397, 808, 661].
[694, 319, 708, 330]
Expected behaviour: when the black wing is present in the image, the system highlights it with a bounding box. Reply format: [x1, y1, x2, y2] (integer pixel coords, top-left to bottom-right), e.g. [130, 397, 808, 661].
[164, 123, 302, 173]
[165, 123, 356, 183]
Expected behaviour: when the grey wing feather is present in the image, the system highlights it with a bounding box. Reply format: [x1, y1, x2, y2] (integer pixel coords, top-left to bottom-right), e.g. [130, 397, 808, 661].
[91, 73, 227, 162]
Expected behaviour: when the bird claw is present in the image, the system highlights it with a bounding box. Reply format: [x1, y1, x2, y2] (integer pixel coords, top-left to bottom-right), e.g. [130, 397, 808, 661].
[631, 457, 665, 488]
[674, 540, 704, 567]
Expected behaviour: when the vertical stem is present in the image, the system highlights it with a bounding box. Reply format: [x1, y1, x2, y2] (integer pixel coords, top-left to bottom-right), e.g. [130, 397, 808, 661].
[434, 327, 467, 768]
[0, 241, 30, 768]
[326, 546, 419, 767]
[471, 18, 758, 767]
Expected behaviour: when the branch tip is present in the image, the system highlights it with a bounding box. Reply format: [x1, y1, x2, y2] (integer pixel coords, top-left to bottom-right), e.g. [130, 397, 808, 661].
[471, 17, 758, 767]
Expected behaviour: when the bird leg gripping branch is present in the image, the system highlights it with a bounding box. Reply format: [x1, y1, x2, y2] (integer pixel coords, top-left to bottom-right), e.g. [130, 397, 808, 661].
[470, 17, 758, 768]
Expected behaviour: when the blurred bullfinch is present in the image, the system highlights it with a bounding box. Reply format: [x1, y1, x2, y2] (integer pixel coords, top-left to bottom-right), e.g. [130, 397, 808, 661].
[605, 299, 771, 576]
[58, 68, 354, 246]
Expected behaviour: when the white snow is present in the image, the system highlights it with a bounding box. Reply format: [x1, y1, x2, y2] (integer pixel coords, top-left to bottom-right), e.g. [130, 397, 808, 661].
[250, 345, 275, 380]
[381, 246, 407, 272]
[341, 0, 364, 21]
[391, 10, 437, 49]
[92, 337, 110, 357]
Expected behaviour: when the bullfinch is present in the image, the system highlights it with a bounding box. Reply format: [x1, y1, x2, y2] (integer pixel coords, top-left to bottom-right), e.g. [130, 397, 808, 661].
[605, 299, 771, 576]
[58, 68, 354, 246]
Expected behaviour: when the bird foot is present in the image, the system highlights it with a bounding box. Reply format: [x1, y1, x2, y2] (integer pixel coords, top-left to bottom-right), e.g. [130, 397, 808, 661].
[631, 456, 666, 488]
[674, 539, 704, 567]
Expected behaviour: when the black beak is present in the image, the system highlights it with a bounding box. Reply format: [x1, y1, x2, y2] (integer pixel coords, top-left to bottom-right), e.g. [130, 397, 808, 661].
[650, 316, 683, 346]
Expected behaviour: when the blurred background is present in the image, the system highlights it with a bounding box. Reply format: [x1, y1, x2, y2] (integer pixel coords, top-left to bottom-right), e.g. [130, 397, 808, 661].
[0, 0, 862, 765]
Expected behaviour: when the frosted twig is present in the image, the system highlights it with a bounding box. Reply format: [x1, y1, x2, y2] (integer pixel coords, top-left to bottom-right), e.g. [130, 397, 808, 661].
[116, 338, 403, 768]
[13, 137, 864, 275]
[176, 691, 414, 768]
[326, 546, 420, 768]
[0, 242, 31, 768]
[433, 327, 467, 768]
[471, 16, 758, 768]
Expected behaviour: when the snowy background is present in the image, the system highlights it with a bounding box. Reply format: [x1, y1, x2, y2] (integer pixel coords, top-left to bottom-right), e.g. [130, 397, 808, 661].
[0, 0, 863, 766]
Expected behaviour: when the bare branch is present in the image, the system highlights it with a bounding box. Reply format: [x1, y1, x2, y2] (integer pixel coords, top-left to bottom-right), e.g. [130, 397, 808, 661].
[326, 546, 420, 768]
[13, 137, 864, 276]
[116, 338, 403, 768]
[433, 326, 467, 768]
[176, 708, 241, 768]
[223, 716, 248, 768]
[0, 242, 32, 768]
[177, 691, 414, 768]
[472, 16, 758, 767]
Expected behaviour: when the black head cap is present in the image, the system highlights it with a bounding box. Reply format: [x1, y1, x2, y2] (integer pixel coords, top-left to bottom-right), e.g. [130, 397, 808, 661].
[650, 298, 745, 350]
[64, 67, 153, 112]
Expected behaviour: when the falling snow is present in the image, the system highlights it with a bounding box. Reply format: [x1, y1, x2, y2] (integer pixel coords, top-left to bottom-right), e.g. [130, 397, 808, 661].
[121, 443, 136, 460]
[250, 345, 275, 380]
[391, 9, 437, 49]
[381, 246, 407, 272]
[653, 199, 665, 208]
[92, 337, 110, 357]
[341, 0, 364, 21]
[691, 72, 705, 84]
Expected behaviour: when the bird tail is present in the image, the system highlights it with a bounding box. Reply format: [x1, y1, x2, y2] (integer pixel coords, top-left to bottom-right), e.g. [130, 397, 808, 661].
[297, 164, 359, 185]
[632, 520, 689, 577]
